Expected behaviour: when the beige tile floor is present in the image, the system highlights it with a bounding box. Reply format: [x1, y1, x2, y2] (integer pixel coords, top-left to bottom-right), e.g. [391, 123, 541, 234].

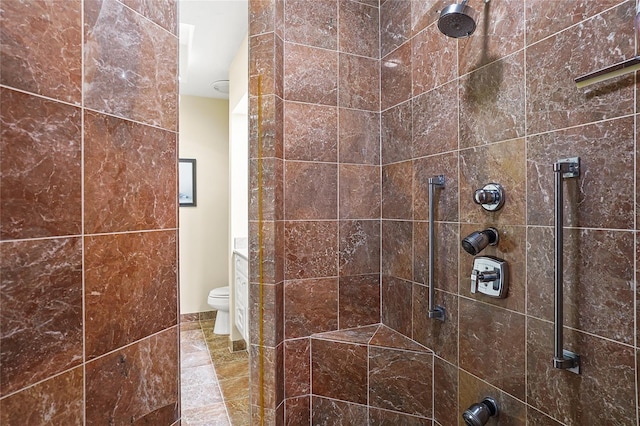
[181, 315, 250, 426]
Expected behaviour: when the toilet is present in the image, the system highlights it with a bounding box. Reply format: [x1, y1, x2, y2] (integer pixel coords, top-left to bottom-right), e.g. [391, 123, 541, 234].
[207, 286, 230, 335]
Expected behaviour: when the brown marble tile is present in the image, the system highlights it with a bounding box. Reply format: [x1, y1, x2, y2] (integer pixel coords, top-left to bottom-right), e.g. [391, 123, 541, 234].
[85, 328, 179, 425]
[311, 339, 368, 404]
[527, 227, 634, 345]
[284, 278, 338, 339]
[285, 396, 310, 426]
[250, 0, 275, 36]
[0, 0, 82, 103]
[380, 0, 411, 58]
[381, 220, 413, 281]
[339, 165, 381, 219]
[382, 161, 412, 220]
[370, 324, 428, 352]
[284, 0, 337, 49]
[433, 357, 457, 426]
[459, 138, 526, 226]
[412, 287, 458, 363]
[525, 1, 634, 135]
[84, 110, 177, 234]
[527, 317, 636, 425]
[249, 93, 283, 160]
[369, 408, 431, 425]
[284, 221, 338, 280]
[413, 222, 458, 294]
[459, 51, 525, 148]
[84, 0, 177, 130]
[219, 375, 250, 401]
[338, 108, 380, 165]
[413, 153, 458, 222]
[249, 33, 281, 100]
[458, 0, 524, 75]
[411, 0, 449, 36]
[249, 220, 285, 285]
[312, 396, 367, 426]
[84, 231, 177, 359]
[339, 220, 380, 275]
[369, 346, 432, 417]
[122, 0, 178, 34]
[284, 338, 310, 397]
[412, 81, 458, 158]
[381, 42, 412, 110]
[0, 366, 83, 425]
[459, 224, 526, 313]
[459, 370, 527, 426]
[339, 53, 380, 111]
[227, 397, 250, 426]
[284, 43, 337, 106]
[525, 0, 622, 46]
[412, 24, 456, 96]
[381, 100, 412, 165]
[526, 408, 564, 426]
[0, 238, 82, 396]
[459, 298, 525, 400]
[284, 161, 337, 220]
[284, 102, 337, 161]
[249, 344, 284, 409]
[381, 275, 413, 337]
[0, 89, 82, 240]
[313, 324, 379, 344]
[339, 275, 381, 328]
[183, 403, 230, 426]
[249, 158, 284, 223]
[339, 0, 379, 58]
[527, 117, 634, 229]
[249, 282, 283, 347]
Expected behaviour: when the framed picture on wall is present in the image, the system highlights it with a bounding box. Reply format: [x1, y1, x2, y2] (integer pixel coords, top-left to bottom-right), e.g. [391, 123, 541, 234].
[179, 159, 197, 207]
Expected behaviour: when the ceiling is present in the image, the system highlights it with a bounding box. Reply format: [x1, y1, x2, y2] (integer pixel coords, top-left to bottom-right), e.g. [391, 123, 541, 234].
[179, 0, 249, 99]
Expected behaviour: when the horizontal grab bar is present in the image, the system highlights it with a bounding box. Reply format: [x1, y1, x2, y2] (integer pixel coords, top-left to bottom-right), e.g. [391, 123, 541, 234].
[575, 56, 640, 88]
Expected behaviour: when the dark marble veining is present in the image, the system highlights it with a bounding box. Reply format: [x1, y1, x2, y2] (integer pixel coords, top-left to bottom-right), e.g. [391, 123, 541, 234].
[382, 160, 412, 220]
[311, 339, 368, 404]
[312, 324, 379, 345]
[284, 221, 338, 280]
[249, 93, 283, 160]
[339, 274, 380, 329]
[249, 33, 282, 100]
[339, 220, 380, 276]
[84, 231, 177, 358]
[381, 221, 413, 281]
[433, 358, 458, 426]
[285, 396, 310, 426]
[84, 0, 178, 130]
[284, 338, 310, 398]
[311, 396, 367, 426]
[381, 275, 412, 337]
[0, 0, 82, 104]
[84, 110, 177, 234]
[0, 238, 82, 396]
[85, 328, 179, 424]
[284, 278, 338, 339]
[1, 89, 82, 240]
[249, 282, 283, 347]
[284, 162, 337, 220]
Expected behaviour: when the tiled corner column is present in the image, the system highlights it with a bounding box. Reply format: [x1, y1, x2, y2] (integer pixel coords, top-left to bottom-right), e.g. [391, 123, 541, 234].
[0, 0, 179, 424]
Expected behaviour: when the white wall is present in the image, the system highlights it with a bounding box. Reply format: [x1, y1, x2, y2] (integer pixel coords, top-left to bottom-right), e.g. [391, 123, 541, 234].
[179, 96, 230, 314]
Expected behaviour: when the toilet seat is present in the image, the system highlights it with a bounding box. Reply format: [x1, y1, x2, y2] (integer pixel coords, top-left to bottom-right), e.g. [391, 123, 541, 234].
[209, 286, 229, 298]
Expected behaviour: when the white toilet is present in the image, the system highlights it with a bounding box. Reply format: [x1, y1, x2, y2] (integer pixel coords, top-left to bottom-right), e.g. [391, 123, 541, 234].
[207, 286, 230, 335]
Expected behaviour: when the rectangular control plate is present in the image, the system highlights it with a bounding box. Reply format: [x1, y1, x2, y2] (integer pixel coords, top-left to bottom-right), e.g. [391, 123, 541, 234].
[471, 256, 508, 298]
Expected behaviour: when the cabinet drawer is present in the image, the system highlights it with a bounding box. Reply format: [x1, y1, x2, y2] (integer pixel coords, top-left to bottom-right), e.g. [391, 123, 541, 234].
[235, 305, 246, 336]
[235, 273, 248, 305]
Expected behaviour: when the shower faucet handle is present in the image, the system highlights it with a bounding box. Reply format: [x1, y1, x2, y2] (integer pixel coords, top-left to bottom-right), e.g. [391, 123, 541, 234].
[473, 183, 505, 211]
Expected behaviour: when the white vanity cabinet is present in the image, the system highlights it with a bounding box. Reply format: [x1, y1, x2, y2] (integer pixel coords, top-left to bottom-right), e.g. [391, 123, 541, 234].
[234, 252, 249, 342]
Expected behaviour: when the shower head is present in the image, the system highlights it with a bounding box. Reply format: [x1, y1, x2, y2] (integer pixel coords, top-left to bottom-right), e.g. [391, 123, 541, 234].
[437, 0, 477, 38]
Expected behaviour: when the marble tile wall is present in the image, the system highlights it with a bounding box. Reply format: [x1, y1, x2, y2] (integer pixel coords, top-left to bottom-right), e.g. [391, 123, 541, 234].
[250, 0, 640, 425]
[0, 0, 179, 424]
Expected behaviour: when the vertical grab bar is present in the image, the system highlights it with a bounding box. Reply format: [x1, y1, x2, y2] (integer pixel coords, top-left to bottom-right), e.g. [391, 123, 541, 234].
[428, 175, 446, 321]
[552, 157, 581, 374]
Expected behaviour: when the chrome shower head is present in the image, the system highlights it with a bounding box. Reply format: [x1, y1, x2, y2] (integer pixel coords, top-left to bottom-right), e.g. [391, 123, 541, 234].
[437, 0, 477, 38]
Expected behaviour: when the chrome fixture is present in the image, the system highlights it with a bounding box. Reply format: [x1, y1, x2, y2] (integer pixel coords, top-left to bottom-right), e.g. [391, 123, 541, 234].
[461, 228, 499, 256]
[474, 183, 505, 211]
[553, 157, 581, 374]
[575, 56, 640, 88]
[471, 256, 508, 298]
[463, 397, 499, 426]
[438, 0, 489, 38]
[428, 175, 446, 321]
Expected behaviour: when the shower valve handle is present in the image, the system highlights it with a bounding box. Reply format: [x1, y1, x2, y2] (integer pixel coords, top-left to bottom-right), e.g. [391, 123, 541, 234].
[473, 183, 505, 211]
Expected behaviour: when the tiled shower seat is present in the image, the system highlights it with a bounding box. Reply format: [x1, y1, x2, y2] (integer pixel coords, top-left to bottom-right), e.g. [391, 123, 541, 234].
[310, 324, 433, 425]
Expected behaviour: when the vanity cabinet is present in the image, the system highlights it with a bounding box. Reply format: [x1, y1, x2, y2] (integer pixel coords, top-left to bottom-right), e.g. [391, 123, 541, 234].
[234, 252, 249, 342]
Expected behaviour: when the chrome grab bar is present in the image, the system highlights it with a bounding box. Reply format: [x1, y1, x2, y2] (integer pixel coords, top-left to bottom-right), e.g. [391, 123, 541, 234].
[553, 158, 581, 374]
[428, 175, 445, 321]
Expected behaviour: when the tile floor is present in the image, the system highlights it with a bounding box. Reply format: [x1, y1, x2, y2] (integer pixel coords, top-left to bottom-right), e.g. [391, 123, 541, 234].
[181, 313, 250, 426]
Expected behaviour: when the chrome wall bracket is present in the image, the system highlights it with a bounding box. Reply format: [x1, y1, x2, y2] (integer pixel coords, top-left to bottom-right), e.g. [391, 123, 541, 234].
[553, 157, 581, 375]
[428, 175, 446, 321]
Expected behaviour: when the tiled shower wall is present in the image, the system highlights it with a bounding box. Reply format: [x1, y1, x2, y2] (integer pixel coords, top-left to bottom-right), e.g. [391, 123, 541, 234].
[0, 0, 179, 424]
[250, 0, 640, 424]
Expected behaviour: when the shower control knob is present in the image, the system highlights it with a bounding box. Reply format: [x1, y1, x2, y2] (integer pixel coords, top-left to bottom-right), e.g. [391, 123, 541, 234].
[473, 183, 505, 211]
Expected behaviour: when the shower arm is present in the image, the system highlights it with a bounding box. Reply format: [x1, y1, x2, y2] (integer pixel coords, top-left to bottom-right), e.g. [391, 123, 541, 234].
[553, 158, 581, 374]
[428, 175, 446, 321]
